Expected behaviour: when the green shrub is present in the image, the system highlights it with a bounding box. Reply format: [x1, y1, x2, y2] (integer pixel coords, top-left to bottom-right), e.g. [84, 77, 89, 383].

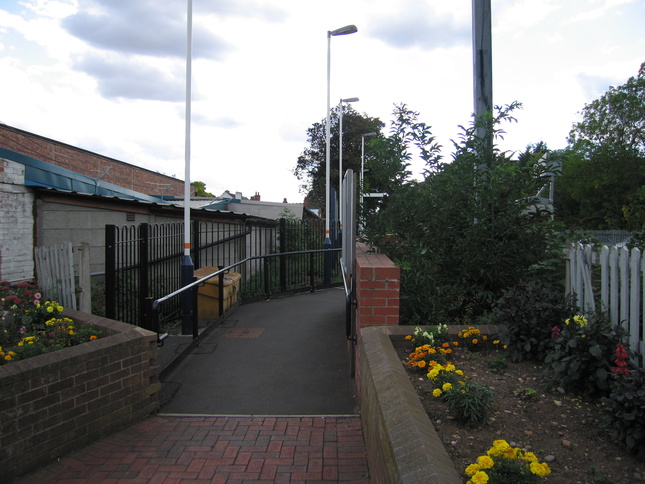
[545, 312, 627, 399]
[602, 366, 645, 459]
[442, 380, 494, 427]
[490, 281, 577, 362]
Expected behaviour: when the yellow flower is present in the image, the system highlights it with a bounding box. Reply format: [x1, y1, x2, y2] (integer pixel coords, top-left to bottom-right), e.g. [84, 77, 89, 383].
[56, 305, 64, 312]
[427, 368, 439, 379]
[493, 340, 500, 345]
[529, 461, 551, 477]
[405, 335, 412, 340]
[442, 382, 452, 391]
[455, 369, 464, 376]
[465, 463, 481, 476]
[68, 330, 75, 335]
[521, 451, 538, 463]
[476, 455, 494, 469]
[4, 355, 11, 361]
[46, 306, 54, 313]
[432, 388, 442, 398]
[471, 470, 489, 484]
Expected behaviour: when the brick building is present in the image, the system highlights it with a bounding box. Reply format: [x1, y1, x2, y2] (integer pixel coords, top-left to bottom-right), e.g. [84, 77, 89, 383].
[0, 123, 188, 199]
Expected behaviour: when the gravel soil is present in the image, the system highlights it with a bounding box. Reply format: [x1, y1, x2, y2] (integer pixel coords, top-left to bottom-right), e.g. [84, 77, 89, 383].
[392, 336, 645, 484]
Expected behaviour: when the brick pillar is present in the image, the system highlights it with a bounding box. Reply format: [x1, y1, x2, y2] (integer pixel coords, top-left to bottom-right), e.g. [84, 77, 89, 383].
[355, 243, 400, 328]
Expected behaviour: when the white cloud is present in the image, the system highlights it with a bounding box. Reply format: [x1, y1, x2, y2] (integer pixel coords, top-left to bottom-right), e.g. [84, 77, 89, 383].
[0, 0, 643, 204]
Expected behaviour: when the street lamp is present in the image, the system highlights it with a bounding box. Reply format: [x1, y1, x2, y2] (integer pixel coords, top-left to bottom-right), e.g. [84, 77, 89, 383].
[339, 96, 359, 234]
[324, 24, 357, 284]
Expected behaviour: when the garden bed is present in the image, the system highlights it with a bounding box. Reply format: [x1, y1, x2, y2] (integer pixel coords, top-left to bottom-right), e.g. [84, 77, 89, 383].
[0, 309, 161, 482]
[392, 335, 645, 484]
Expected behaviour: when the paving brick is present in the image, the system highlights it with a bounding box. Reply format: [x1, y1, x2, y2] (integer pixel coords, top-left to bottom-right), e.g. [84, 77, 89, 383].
[13, 416, 370, 484]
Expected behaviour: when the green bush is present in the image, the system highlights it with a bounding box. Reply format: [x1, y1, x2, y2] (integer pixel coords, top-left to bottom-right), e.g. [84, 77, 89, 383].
[442, 380, 494, 427]
[489, 281, 577, 362]
[602, 366, 645, 459]
[545, 312, 627, 399]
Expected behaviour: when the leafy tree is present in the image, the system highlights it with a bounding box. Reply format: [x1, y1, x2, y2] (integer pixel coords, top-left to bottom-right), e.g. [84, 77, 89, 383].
[568, 61, 645, 155]
[556, 62, 645, 229]
[367, 104, 563, 322]
[293, 105, 384, 213]
[193, 181, 214, 197]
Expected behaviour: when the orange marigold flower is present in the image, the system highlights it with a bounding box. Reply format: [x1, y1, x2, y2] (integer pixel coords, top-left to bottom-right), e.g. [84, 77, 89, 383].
[442, 342, 450, 348]
[89, 335, 97, 341]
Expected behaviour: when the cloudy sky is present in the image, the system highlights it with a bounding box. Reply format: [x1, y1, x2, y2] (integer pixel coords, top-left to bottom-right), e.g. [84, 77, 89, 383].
[0, 0, 643, 203]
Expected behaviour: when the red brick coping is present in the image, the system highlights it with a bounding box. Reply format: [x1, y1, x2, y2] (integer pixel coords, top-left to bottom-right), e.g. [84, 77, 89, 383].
[0, 310, 161, 482]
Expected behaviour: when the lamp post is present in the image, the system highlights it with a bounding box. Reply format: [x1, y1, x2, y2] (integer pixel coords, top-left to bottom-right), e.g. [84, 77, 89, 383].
[324, 24, 357, 284]
[180, 0, 194, 334]
[338, 97, 359, 236]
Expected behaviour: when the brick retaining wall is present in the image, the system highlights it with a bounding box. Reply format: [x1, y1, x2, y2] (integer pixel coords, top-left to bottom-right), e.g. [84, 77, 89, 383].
[0, 310, 161, 482]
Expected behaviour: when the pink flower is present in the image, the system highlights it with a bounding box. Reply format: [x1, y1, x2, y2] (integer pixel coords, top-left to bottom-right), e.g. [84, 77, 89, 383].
[34, 293, 42, 300]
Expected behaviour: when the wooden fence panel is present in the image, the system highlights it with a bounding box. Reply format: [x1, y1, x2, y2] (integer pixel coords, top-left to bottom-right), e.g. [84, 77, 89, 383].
[34, 241, 76, 310]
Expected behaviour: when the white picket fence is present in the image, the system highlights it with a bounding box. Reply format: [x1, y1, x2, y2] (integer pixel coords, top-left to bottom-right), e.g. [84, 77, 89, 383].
[565, 243, 645, 367]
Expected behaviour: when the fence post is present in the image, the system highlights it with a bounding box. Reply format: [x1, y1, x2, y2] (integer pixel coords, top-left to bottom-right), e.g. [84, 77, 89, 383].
[138, 223, 150, 327]
[192, 220, 201, 269]
[279, 218, 287, 291]
[105, 225, 117, 320]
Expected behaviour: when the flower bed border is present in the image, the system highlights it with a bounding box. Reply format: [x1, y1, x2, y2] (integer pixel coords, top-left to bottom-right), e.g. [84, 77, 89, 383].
[0, 309, 161, 482]
[358, 324, 501, 484]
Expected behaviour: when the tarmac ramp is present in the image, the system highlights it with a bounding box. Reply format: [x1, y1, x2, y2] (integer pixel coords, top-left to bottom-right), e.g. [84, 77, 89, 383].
[159, 287, 359, 416]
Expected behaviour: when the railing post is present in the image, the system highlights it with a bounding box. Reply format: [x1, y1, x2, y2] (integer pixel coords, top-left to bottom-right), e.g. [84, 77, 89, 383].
[218, 271, 225, 317]
[191, 276, 199, 340]
[279, 218, 287, 291]
[309, 252, 316, 293]
[264, 258, 271, 300]
[105, 225, 117, 320]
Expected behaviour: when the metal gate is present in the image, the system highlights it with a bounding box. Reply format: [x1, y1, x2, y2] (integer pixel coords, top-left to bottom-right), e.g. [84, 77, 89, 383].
[341, 169, 358, 377]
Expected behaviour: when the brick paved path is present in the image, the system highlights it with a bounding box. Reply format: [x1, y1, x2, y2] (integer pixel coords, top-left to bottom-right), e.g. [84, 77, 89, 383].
[17, 415, 370, 483]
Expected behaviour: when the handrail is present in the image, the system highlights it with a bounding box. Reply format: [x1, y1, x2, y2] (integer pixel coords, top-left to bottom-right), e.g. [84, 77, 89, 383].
[152, 248, 341, 310]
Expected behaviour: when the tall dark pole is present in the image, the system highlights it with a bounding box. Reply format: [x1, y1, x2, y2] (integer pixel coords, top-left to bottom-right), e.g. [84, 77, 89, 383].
[472, 0, 492, 150]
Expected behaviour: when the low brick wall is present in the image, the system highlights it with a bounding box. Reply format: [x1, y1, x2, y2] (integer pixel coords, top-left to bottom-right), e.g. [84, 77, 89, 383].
[0, 310, 161, 482]
[359, 326, 462, 484]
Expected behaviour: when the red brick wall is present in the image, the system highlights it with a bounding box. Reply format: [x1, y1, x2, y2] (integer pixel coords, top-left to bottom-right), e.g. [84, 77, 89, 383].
[0, 124, 188, 198]
[355, 243, 400, 328]
[0, 310, 161, 482]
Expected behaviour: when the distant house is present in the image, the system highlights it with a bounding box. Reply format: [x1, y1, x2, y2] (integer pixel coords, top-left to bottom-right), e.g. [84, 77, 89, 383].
[176, 191, 319, 221]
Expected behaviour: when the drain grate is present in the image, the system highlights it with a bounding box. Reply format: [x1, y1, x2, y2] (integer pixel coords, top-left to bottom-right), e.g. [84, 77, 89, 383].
[221, 327, 265, 338]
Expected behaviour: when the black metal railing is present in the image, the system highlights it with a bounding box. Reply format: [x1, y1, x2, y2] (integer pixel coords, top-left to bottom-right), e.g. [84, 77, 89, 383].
[105, 218, 340, 327]
[144, 248, 342, 344]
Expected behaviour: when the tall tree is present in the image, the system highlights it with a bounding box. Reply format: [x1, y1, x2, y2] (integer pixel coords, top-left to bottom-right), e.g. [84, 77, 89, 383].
[556, 61, 645, 229]
[568, 61, 645, 155]
[293, 105, 384, 212]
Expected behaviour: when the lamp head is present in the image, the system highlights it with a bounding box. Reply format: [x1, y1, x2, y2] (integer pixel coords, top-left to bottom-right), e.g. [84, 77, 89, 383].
[341, 97, 359, 103]
[329, 25, 358, 37]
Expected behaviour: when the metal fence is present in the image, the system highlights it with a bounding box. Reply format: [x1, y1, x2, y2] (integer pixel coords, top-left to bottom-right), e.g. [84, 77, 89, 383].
[105, 217, 340, 327]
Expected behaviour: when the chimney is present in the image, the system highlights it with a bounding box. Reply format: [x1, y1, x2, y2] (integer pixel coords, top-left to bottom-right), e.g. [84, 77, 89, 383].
[251, 192, 261, 201]
[283, 198, 288, 203]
